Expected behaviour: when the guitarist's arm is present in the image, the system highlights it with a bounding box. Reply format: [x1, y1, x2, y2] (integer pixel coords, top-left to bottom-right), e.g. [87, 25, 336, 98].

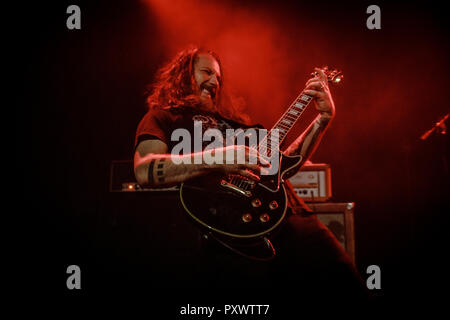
[134, 139, 269, 188]
[283, 68, 336, 177]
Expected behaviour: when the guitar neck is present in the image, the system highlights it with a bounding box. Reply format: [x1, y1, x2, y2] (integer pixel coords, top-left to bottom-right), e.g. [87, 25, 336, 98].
[259, 92, 313, 155]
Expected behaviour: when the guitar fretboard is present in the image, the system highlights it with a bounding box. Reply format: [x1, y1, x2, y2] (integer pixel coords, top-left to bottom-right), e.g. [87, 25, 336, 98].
[258, 93, 313, 157]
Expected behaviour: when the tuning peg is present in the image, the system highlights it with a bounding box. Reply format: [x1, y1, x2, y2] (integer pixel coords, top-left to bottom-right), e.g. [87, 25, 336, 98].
[332, 74, 344, 84]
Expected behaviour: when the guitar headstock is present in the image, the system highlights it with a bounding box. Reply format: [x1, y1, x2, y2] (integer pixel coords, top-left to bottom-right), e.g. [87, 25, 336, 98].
[312, 66, 344, 85]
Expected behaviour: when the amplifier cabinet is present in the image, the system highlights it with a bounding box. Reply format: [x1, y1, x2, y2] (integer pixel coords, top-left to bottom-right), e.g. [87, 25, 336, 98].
[289, 163, 332, 202]
[307, 202, 356, 264]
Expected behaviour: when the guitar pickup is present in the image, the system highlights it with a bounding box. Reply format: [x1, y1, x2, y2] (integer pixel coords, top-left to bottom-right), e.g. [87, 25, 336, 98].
[220, 179, 252, 197]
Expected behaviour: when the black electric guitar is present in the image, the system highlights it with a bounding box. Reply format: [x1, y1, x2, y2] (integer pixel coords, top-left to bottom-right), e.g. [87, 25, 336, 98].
[180, 67, 343, 244]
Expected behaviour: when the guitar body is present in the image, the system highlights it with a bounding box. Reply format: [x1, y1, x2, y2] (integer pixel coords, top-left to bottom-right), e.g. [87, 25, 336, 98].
[180, 152, 302, 242]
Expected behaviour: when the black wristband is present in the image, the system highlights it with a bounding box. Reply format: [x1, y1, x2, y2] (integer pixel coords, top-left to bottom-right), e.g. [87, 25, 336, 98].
[147, 159, 156, 184]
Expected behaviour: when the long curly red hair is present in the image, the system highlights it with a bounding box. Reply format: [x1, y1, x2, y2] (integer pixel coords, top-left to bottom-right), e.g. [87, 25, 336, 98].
[145, 46, 250, 124]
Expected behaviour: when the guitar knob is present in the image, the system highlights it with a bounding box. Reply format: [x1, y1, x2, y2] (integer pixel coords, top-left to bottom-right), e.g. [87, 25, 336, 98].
[259, 213, 270, 223]
[242, 213, 252, 223]
[269, 201, 278, 210]
[251, 198, 262, 208]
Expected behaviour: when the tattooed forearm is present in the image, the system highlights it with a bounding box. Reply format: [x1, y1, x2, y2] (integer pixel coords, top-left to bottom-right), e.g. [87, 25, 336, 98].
[285, 114, 332, 161]
[155, 158, 166, 183]
[147, 157, 180, 186]
[136, 152, 209, 188]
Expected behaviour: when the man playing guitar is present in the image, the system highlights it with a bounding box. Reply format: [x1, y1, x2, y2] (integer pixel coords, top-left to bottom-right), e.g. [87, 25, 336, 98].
[134, 46, 367, 297]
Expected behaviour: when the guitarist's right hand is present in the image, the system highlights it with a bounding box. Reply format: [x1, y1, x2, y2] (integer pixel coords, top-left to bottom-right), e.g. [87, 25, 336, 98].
[211, 145, 271, 181]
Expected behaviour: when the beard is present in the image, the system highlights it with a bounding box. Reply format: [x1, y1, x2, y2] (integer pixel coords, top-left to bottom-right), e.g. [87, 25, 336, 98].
[197, 85, 218, 112]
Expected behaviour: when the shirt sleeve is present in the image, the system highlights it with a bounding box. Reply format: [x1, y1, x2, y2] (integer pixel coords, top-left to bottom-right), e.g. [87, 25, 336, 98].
[134, 108, 172, 150]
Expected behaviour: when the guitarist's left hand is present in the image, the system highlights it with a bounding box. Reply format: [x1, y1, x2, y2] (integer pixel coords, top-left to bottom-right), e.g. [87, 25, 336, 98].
[304, 67, 336, 122]
[283, 67, 338, 171]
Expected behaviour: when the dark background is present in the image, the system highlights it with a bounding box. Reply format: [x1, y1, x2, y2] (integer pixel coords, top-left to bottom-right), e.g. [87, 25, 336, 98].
[17, 0, 449, 308]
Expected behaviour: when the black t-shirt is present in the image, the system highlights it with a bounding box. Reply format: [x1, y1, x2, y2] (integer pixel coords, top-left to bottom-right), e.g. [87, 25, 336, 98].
[135, 107, 263, 152]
